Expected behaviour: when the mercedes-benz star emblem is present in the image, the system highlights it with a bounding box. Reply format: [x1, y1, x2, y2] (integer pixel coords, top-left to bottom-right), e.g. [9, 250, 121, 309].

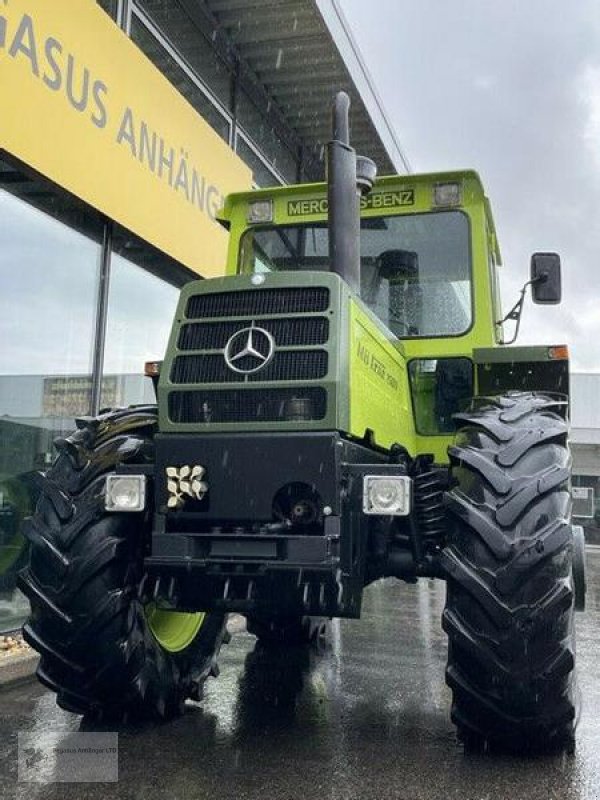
[224, 326, 275, 374]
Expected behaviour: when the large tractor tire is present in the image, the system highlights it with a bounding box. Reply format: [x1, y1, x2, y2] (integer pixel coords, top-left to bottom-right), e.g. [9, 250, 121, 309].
[18, 407, 228, 719]
[246, 614, 331, 646]
[442, 392, 577, 752]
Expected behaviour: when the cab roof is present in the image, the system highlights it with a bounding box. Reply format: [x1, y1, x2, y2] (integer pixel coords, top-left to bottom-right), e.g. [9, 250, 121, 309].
[217, 169, 502, 265]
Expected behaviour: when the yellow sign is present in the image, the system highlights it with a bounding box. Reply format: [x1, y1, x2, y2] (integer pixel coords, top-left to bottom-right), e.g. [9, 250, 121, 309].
[0, 0, 252, 277]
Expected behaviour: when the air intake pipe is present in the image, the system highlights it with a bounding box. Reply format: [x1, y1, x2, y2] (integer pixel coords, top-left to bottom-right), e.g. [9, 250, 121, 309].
[327, 91, 377, 293]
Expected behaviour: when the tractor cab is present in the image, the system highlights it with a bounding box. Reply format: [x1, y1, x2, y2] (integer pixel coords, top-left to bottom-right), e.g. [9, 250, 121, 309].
[217, 171, 500, 458]
[219, 171, 500, 352]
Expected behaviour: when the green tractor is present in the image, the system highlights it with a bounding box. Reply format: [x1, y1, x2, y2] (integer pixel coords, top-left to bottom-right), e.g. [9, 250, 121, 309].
[20, 92, 584, 751]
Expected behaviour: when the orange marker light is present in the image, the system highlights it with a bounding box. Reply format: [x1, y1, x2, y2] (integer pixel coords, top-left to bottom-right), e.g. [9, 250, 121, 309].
[144, 360, 162, 377]
[548, 345, 569, 360]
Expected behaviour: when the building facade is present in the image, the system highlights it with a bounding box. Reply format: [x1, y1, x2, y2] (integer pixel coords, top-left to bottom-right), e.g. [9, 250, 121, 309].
[570, 373, 600, 544]
[0, 0, 407, 631]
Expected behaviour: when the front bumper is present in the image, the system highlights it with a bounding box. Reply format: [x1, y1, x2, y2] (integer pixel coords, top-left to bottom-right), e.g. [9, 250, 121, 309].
[143, 432, 388, 618]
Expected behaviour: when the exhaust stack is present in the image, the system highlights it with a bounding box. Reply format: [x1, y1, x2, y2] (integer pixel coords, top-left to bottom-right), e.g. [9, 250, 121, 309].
[327, 91, 376, 293]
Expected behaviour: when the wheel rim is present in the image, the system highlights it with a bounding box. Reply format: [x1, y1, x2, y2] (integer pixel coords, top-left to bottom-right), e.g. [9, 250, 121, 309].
[144, 603, 206, 653]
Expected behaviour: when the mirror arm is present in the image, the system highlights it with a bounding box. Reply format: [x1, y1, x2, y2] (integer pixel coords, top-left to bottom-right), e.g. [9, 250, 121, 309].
[496, 276, 543, 346]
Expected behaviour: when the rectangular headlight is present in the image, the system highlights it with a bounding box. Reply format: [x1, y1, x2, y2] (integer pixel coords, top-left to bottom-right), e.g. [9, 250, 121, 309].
[105, 475, 146, 512]
[433, 182, 461, 207]
[247, 199, 273, 223]
[363, 475, 411, 516]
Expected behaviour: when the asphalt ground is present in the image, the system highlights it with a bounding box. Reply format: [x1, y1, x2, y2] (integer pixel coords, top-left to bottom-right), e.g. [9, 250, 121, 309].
[1, 552, 599, 800]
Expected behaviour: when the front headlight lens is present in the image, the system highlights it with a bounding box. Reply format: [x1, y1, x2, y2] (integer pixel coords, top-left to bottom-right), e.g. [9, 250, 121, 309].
[363, 475, 411, 516]
[105, 475, 146, 512]
[247, 199, 273, 223]
[433, 182, 461, 207]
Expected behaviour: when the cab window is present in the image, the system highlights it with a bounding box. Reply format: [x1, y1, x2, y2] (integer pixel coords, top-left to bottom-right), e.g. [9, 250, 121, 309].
[408, 358, 474, 434]
[239, 211, 472, 338]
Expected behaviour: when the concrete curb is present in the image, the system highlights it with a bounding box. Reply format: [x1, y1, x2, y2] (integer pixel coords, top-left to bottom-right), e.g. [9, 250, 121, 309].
[0, 650, 39, 690]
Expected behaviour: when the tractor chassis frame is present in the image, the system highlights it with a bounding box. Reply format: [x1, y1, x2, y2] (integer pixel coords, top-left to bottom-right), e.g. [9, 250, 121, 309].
[138, 432, 421, 618]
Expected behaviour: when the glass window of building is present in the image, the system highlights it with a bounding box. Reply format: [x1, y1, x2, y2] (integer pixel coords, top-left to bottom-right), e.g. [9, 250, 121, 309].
[131, 14, 231, 144]
[133, 0, 232, 109]
[132, 0, 300, 186]
[0, 162, 104, 631]
[236, 136, 283, 188]
[96, 0, 118, 19]
[100, 227, 183, 409]
[572, 474, 600, 543]
[237, 88, 298, 183]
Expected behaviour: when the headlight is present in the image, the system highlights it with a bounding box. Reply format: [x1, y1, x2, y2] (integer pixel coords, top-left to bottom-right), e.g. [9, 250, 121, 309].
[247, 199, 273, 223]
[363, 475, 411, 516]
[432, 182, 461, 207]
[105, 475, 146, 512]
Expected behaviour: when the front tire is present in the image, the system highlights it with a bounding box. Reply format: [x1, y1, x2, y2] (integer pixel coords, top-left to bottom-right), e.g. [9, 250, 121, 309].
[442, 392, 577, 752]
[18, 407, 228, 719]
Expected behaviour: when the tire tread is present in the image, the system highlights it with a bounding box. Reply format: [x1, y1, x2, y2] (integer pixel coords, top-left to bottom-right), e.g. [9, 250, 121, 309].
[443, 392, 577, 752]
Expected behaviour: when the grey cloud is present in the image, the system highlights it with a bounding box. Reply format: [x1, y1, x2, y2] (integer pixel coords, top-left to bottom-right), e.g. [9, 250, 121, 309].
[343, 0, 600, 369]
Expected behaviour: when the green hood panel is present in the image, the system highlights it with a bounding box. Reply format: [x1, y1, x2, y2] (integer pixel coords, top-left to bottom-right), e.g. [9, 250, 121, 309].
[158, 272, 346, 434]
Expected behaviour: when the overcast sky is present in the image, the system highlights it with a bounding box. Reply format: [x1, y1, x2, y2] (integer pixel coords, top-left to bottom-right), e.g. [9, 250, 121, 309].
[342, 0, 600, 372]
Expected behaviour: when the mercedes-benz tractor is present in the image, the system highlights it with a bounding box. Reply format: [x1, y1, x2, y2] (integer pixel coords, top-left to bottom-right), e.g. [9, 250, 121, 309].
[19, 92, 585, 752]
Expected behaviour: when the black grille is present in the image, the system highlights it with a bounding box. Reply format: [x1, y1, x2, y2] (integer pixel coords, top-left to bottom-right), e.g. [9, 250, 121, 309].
[171, 351, 328, 384]
[169, 388, 327, 423]
[171, 354, 243, 384]
[178, 317, 329, 351]
[186, 287, 330, 318]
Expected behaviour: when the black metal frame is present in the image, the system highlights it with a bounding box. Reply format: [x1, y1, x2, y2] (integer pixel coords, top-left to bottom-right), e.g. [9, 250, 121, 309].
[127, 0, 310, 186]
[142, 431, 393, 618]
[475, 349, 569, 404]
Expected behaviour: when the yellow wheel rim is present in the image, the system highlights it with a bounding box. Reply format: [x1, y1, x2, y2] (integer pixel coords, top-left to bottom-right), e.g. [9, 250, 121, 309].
[144, 603, 206, 653]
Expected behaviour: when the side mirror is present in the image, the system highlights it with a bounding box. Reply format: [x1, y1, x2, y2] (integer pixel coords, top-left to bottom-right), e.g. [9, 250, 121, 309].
[531, 252, 561, 304]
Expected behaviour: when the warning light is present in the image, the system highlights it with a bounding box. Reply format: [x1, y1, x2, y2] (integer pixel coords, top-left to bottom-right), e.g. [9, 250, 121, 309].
[433, 182, 461, 207]
[548, 346, 568, 360]
[144, 360, 162, 377]
[247, 199, 273, 223]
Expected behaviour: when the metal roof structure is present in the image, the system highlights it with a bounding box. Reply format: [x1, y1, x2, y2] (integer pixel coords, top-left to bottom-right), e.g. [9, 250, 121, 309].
[3, 0, 410, 223]
[188, 0, 411, 177]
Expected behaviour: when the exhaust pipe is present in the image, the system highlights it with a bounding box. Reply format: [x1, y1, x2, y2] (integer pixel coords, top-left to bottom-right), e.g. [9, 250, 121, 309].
[327, 91, 377, 293]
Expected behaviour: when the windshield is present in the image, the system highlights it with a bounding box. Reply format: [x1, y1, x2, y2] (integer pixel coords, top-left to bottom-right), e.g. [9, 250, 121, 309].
[239, 211, 472, 338]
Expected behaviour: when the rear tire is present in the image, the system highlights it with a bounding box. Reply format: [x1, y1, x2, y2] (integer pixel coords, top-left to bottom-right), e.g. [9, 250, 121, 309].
[246, 614, 331, 646]
[442, 392, 577, 752]
[18, 407, 228, 719]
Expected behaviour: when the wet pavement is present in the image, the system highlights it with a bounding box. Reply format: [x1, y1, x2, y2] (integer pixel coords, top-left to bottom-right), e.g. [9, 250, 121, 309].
[2, 551, 600, 800]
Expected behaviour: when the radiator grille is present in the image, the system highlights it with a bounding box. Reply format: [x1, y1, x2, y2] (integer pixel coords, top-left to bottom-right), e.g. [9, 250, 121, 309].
[171, 350, 328, 384]
[170, 285, 332, 425]
[178, 317, 329, 351]
[186, 287, 330, 318]
[169, 388, 328, 424]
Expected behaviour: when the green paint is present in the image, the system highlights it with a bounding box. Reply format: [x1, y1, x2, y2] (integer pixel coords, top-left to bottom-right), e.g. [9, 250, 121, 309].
[158, 271, 343, 434]
[159, 168, 562, 465]
[348, 299, 415, 452]
[286, 189, 414, 218]
[474, 345, 558, 363]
